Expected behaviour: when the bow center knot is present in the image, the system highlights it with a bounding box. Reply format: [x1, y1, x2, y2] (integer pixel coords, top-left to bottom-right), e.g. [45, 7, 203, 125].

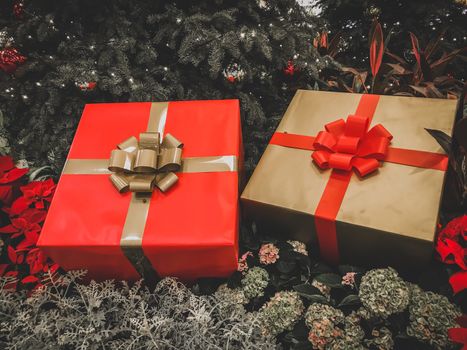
[108, 132, 183, 193]
[311, 114, 392, 177]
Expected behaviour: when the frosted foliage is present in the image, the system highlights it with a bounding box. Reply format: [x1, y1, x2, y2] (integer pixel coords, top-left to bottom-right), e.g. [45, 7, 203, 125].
[0, 272, 278, 349]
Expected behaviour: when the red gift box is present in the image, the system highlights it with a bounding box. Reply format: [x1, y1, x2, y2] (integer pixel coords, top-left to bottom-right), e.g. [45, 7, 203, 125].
[38, 100, 242, 281]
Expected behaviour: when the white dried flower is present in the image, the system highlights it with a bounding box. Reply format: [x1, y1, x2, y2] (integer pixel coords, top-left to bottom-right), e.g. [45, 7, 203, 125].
[259, 291, 304, 336]
[287, 240, 308, 255]
[359, 267, 409, 318]
[241, 267, 269, 300]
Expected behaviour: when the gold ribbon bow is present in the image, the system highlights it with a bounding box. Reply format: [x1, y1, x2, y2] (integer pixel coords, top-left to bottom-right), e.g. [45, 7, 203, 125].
[108, 132, 184, 193]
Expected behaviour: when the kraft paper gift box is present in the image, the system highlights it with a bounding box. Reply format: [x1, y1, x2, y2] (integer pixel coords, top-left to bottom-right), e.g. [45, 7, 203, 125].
[241, 90, 457, 270]
[38, 100, 242, 282]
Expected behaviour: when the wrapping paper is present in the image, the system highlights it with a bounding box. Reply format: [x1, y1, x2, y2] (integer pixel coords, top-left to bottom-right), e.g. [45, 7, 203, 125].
[39, 100, 242, 281]
[241, 90, 457, 270]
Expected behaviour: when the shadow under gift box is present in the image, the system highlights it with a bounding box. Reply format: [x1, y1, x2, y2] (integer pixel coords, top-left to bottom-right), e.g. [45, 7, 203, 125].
[38, 100, 242, 281]
[241, 90, 457, 272]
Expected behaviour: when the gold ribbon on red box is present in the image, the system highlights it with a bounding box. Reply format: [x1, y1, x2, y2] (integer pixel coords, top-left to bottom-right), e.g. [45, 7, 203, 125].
[270, 94, 448, 264]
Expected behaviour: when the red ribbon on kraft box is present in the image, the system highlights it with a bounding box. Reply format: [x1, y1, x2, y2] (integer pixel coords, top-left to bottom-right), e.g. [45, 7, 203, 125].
[270, 94, 449, 264]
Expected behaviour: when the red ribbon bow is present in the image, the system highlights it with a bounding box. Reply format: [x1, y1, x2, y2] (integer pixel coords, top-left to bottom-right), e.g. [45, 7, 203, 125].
[312, 114, 393, 177]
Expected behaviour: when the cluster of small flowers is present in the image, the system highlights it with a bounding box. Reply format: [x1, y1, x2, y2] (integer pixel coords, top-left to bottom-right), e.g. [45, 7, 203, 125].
[237, 251, 253, 273]
[406, 283, 461, 350]
[241, 267, 269, 300]
[312, 279, 331, 299]
[258, 243, 279, 265]
[286, 240, 308, 255]
[258, 291, 304, 336]
[215, 283, 248, 306]
[214, 283, 248, 318]
[305, 304, 345, 350]
[363, 327, 394, 350]
[341, 272, 356, 287]
[358, 267, 409, 318]
[340, 312, 365, 347]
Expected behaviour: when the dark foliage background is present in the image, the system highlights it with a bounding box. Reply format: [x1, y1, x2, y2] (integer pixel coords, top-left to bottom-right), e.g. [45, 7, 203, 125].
[0, 0, 334, 178]
[316, 0, 467, 77]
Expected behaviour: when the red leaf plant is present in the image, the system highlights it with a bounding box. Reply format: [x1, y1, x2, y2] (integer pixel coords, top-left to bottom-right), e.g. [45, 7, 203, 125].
[0, 156, 29, 206]
[0, 157, 59, 291]
[322, 21, 466, 98]
[435, 215, 467, 294]
[313, 31, 342, 58]
[449, 315, 467, 350]
[369, 20, 384, 80]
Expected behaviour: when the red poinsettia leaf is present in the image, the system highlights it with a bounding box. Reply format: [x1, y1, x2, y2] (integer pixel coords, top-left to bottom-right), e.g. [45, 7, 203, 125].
[25, 230, 39, 241]
[20, 181, 38, 196]
[22, 208, 47, 224]
[21, 275, 39, 284]
[0, 224, 18, 234]
[448, 327, 467, 347]
[0, 156, 14, 173]
[445, 240, 467, 270]
[34, 200, 45, 209]
[31, 261, 44, 274]
[0, 167, 28, 184]
[0, 185, 13, 204]
[456, 315, 467, 328]
[31, 283, 44, 292]
[449, 271, 467, 294]
[0, 264, 8, 276]
[16, 253, 24, 264]
[49, 263, 60, 274]
[16, 234, 39, 250]
[42, 178, 56, 197]
[9, 196, 30, 216]
[5, 270, 18, 278]
[369, 21, 384, 78]
[7, 246, 17, 263]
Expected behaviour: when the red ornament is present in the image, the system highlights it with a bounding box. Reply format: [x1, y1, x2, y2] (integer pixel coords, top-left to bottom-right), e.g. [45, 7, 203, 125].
[13, 1, 24, 19]
[78, 81, 97, 91]
[284, 60, 297, 76]
[0, 48, 26, 73]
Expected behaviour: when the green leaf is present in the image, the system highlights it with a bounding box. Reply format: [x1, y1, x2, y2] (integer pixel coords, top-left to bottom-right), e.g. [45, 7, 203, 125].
[277, 260, 296, 274]
[338, 265, 364, 275]
[314, 273, 343, 288]
[425, 128, 451, 154]
[303, 294, 329, 304]
[293, 284, 328, 303]
[310, 262, 333, 275]
[338, 294, 361, 307]
[293, 283, 318, 296]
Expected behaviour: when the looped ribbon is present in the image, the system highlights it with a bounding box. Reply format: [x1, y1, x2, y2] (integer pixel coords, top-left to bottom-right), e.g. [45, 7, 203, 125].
[108, 132, 183, 193]
[312, 114, 393, 176]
